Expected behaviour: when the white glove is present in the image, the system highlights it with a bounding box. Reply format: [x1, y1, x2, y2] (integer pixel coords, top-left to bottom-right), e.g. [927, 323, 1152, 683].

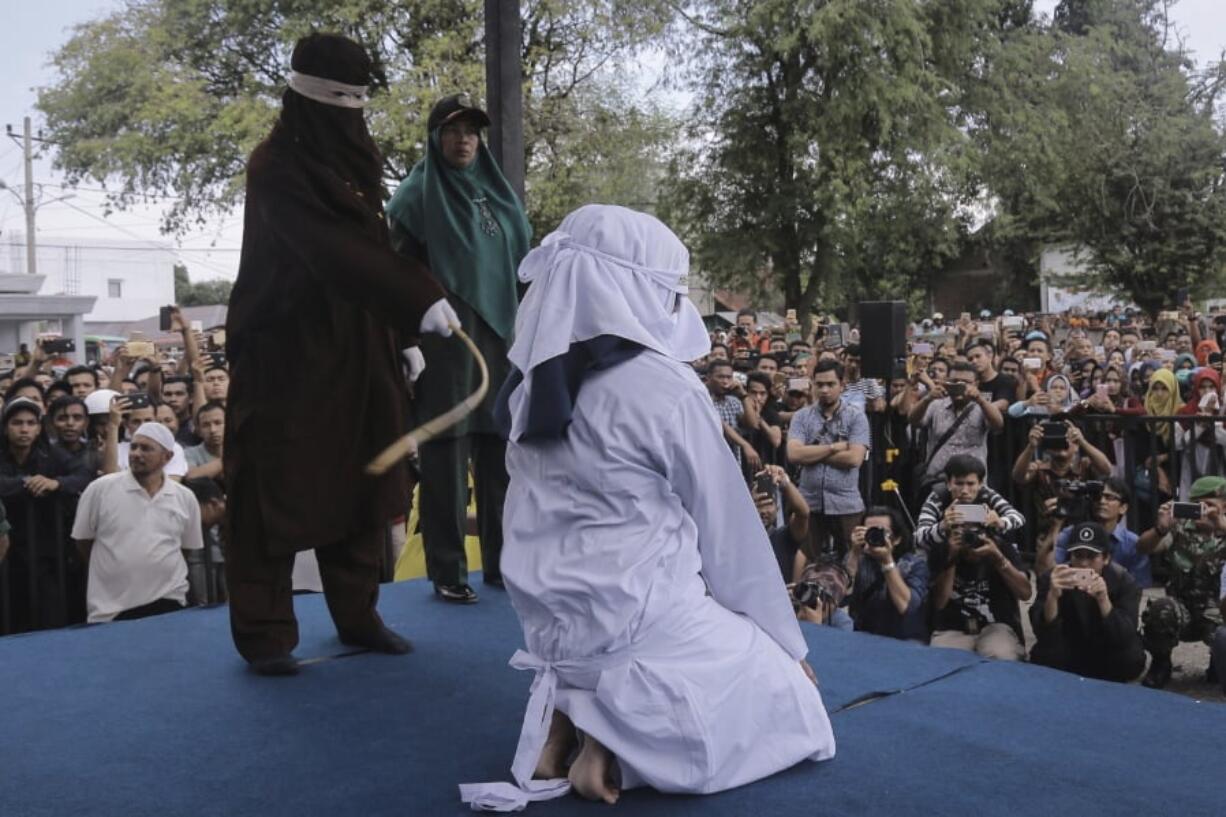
[420, 299, 458, 337]
[402, 346, 426, 383]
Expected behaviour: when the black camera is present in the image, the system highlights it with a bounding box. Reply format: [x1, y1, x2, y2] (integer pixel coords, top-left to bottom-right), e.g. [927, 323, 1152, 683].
[945, 382, 967, 399]
[792, 580, 831, 611]
[960, 524, 986, 550]
[735, 326, 749, 337]
[42, 338, 75, 355]
[1055, 479, 1104, 523]
[865, 526, 888, 548]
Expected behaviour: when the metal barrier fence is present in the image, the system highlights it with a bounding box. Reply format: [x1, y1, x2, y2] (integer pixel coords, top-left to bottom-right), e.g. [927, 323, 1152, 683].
[0, 492, 224, 637]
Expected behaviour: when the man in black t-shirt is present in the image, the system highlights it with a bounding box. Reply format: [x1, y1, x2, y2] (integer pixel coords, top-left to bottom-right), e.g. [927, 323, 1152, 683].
[968, 339, 1018, 492]
[746, 372, 785, 468]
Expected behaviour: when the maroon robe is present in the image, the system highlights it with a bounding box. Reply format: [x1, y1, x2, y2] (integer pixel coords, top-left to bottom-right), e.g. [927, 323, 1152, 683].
[224, 139, 444, 557]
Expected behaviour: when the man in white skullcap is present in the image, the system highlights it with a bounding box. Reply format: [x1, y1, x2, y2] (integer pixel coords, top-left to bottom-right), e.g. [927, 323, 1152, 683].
[72, 421, 203, 623]
[462, 205, 835, 810]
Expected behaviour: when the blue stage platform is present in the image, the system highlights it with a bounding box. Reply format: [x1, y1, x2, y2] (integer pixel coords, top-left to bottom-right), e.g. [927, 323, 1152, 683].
[2, 578, 1223, 816]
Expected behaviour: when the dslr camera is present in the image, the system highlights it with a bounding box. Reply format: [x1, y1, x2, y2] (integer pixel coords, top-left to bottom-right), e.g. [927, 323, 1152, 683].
[1054, 479, 1104, 523]
[865, 526, 889, 548]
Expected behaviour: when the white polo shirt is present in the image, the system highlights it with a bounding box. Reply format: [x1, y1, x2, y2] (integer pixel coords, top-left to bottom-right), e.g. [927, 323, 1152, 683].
[72, 470, 204, 623]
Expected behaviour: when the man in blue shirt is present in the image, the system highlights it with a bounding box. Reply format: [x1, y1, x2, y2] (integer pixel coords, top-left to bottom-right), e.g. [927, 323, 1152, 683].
[1036, 476, 1151, 588]
[845, 506, 929, 642]
[786, 359, 871, 561]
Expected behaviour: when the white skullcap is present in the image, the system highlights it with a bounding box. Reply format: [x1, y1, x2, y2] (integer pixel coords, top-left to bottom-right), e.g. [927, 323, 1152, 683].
[133, 421, 175, 453]
[85, 389, 119, 416]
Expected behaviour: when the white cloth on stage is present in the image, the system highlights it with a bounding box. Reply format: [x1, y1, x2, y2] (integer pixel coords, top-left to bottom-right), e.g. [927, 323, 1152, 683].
[461, 354, 836, 811]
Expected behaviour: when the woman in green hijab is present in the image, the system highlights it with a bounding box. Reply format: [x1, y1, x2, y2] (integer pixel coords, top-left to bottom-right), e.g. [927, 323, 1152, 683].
[387, 93, 532, 604]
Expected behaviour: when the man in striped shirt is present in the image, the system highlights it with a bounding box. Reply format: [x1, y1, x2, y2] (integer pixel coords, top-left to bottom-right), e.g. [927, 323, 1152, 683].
[916, 454, 1031, 660]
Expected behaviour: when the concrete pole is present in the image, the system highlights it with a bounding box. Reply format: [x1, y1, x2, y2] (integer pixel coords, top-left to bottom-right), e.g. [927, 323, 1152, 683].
[484, 0, 526, 202]
[22, 117, 36, 276]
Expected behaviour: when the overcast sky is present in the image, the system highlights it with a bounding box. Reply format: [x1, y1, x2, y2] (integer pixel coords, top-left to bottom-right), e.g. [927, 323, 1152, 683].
[2, 0, 1225, 282]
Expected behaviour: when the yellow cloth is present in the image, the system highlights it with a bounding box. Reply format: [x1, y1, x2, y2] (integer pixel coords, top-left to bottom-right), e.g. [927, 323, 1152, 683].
[393, 482, 484, 581]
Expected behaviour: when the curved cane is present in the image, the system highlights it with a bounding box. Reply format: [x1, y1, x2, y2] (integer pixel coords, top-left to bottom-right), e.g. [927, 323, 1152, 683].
[365, 323, 489, 476]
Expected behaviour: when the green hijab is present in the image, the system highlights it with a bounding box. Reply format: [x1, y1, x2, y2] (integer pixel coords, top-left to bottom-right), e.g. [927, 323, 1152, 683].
[386, 129, 531, 340]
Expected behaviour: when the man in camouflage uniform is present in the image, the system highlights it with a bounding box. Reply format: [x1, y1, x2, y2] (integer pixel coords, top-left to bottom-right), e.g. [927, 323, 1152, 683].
[1137, 476, 1226, 689]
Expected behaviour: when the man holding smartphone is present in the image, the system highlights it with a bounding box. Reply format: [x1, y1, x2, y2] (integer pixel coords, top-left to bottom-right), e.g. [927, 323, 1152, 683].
[1136, 476, 1226, 688]
[1030, 522, 1146, 682]
[918, 455, 1030, 659]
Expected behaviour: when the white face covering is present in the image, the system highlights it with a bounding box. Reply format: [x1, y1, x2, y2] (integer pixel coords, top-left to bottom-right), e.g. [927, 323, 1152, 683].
[504, 204, 711, 441]
[287, 71, 370, 108]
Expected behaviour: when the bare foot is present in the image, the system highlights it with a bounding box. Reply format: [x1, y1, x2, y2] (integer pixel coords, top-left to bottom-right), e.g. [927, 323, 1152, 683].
[568, 731, 620, 804]
[534, 710, 577, 780]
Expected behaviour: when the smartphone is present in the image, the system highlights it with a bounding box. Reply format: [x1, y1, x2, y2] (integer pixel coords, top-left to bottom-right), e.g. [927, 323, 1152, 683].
[190, 320, 204, 333]
[753, 473, 774, 496]
[732, 372, 747, 386]
[1023, 357, 1043, 371]
[785, 309, 797, 322]
[954, 504, 987, 524]
[126, 391, 152, 410]
[159, 306, 174, 332]
[1199, 391, 1219, 410]
[1172, 501, 1202, 520]
[1138, 340, 1157, 352]
[127, 340, 156, 359]
[912, 342, 934, 356]
[945, 382, 967, 398]
[787, 378, 809, 394]
[1040, 421, 1067, 439]
[1002, 316, 1025, 329]
[210, 330, 227, 350]
[977, 322, 995, 337]
[1095, 384, 1110, 401]
[42, 338, 75, 355]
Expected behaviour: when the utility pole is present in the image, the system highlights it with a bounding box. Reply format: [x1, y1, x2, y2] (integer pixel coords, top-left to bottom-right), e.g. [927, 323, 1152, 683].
[484, 0, 525, 202]
[22, 117, 36, 276]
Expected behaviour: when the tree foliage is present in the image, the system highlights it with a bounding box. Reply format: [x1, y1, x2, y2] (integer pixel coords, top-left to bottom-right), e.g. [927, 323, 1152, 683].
[659, 0, 997, 321]
[37, 0, 677, 237]
[174, 263, 233, 305]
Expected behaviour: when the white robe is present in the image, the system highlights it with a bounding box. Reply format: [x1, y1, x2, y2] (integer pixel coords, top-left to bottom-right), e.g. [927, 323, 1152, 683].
[463, 352, 834, 810]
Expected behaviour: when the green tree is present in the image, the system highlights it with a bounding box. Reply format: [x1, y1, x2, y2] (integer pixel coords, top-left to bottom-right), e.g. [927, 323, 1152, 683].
[658, 0, 993, 322]
[174, 263, 233, 305]
[36, 0, 676, 237]
[978, 0, 1226, 314]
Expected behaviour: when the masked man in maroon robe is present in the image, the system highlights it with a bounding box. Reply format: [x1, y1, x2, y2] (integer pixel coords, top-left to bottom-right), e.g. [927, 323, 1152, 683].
[223, 33, 457, 675]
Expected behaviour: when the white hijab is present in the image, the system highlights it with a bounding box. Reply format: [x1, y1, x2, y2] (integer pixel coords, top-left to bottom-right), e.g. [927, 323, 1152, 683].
[505, 204, 710, 441]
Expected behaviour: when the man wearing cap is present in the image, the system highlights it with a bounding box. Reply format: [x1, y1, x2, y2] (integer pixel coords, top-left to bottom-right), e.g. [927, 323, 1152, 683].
[1136, 476, 1226, 688]
[386, 93, 532, 604]
[0, 397, 94, 631]
[72, 422, 203, 623]
[1029, 521, 1146, 683]
[224, 33, 452, 674]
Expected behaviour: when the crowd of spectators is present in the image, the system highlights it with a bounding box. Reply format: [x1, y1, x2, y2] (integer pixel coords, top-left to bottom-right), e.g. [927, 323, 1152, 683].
[4, 298, 1226, 698]
[0, 307, 228, 631]
[706, 304, 1226, 693]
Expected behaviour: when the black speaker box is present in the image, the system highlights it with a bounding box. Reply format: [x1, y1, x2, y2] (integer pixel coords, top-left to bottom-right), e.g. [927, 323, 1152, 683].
[858, 301, 907, 380]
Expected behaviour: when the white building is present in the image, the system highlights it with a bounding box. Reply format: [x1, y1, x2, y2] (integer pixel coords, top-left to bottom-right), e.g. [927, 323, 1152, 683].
[1038, 246, 1134, 313]
[3, 234, 177, 324]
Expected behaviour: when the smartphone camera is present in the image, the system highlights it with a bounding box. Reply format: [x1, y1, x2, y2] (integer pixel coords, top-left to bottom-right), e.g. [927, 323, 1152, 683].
[753, 473, 774, 496]
[1172, 502, 1203, 521]
[126, 391, 152, 411]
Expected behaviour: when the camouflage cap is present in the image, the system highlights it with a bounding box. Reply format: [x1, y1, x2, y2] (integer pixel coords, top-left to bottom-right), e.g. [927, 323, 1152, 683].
[1188, 475, 1226, 500]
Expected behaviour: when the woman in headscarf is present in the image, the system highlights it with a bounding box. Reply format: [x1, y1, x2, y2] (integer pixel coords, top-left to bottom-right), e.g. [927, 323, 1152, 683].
[1131, 367, 1184, 522]
[1175, 368, 1226, 498]
[1195, 338, 1220, 367]
[462, 205, 834, 810]
[1007, 373, 1074, 417]
[386, 94, 532, 603]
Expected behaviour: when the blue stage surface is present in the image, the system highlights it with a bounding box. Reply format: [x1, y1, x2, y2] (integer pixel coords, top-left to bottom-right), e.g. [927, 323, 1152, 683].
[2, 578, 1223, 816]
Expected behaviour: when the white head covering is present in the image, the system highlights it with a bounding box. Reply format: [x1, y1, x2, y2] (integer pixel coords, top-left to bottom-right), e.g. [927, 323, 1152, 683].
[132, 421, 175, 454]
[505, 204, 709, 441]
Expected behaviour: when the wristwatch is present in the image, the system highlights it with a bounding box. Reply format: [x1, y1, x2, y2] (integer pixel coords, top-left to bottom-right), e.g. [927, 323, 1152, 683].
[882, 561, 897, 572]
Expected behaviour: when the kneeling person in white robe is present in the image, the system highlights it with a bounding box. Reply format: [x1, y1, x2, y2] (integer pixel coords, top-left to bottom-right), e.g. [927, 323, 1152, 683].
[461, 205, 834, 810]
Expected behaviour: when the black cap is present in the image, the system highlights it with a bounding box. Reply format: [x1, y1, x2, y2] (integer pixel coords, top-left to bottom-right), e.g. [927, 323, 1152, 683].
[1068, 521, 1109, 555]
[427, 93, 491, 132]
